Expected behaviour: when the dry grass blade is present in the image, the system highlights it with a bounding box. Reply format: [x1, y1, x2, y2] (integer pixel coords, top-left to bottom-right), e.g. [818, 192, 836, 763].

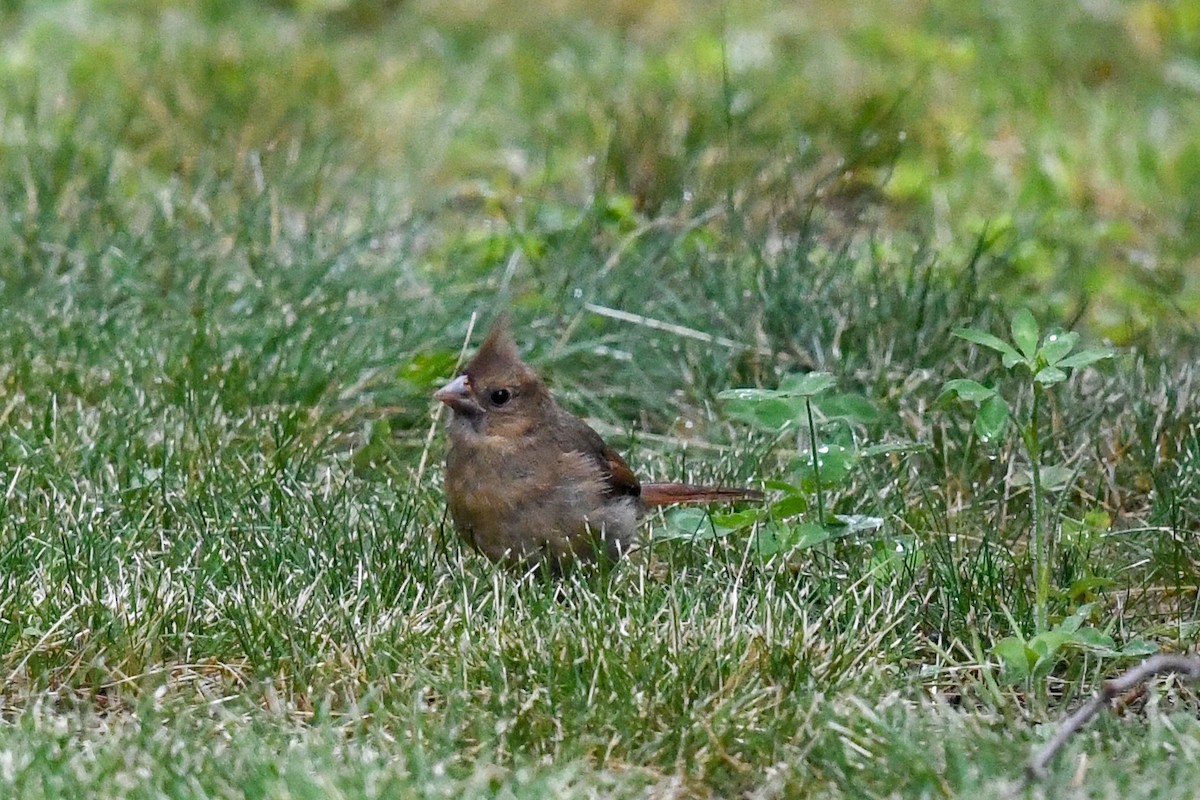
[583, 303, 772, 356]
[415, 311, 478, 486]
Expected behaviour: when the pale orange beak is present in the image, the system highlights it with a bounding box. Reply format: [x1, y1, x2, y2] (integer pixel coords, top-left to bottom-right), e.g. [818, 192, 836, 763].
[434, 374, 481, 415]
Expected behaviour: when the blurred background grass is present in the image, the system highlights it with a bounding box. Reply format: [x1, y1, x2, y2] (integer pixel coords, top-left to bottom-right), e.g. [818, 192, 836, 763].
[4, 0, 1198, 334]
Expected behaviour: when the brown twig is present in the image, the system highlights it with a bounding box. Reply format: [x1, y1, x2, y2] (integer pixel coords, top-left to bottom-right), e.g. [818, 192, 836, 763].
[1020, 654, 1200, 791]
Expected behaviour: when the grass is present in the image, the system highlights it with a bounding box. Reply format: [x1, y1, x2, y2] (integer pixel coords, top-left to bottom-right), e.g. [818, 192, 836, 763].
[1, 0, 1200, 796]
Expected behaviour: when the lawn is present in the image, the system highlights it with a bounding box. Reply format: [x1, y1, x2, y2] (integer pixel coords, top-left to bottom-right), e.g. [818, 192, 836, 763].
[1, 0, 1199, 797]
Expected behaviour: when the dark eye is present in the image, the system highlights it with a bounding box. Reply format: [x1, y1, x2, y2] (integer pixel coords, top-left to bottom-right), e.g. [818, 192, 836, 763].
[489, 388, 511, 406]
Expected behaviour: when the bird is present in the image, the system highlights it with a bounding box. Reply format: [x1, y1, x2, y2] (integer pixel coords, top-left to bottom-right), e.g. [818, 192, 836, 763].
[433, 314, 763, 574]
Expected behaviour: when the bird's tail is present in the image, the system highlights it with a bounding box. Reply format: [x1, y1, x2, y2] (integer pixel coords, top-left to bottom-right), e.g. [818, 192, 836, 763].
[639, 483, 763, 508]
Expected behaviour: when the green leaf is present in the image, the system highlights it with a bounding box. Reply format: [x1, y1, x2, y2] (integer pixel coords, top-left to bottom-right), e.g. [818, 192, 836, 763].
[1033, 366, 1068, 386]
[939, 378, 996, 404]
[710, 509, 761, 529]
[1057, 605, 1089, 633]
[1066, 576, 1116, 601]
[993, 636, 1034, 681]
[1037, 464, 1075, 492]
[719, 388, 781, 402]
[756, 520, 837, 557]
[974, 394, 1009, 442]
[1011, 309, 1039, 360]
[814, 393, 882, 424]
[770, 494, 808, 518]
[791, 444, 856, 489]
[1026, 630, 1072, 657]
[1038, 330, 1078, 365]
[859, 441, 929, 457]
[753, 525, 787, 557]
[656, 508, 738, 541]
[763, 479, 800, 494]
[1056, 347, 1115, 369]
[834, 514, 885, 534]
[717, 374, 836, 417]
[723, 397, 800, 431]
[793, 521, 834, 548]
[1061, 514, 1109, 548]
[1118, 640, 1159, 657]
[869, 535, 923, 577]
[778, 372, 838, 397]
[1069, 627, 1118, 654]
[1027, 630, 1073, 677]
[952, 327, 1023, 364]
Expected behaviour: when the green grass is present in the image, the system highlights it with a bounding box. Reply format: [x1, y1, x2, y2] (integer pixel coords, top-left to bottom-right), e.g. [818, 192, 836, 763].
[1, 0, 1200, 796]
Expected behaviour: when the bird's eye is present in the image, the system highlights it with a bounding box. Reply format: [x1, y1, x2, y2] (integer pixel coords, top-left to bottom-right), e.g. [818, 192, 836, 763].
[489, 388, 511, 406]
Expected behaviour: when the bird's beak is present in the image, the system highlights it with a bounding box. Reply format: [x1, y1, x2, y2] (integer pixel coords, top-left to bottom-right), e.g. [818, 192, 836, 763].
[434, 374, 482, 415]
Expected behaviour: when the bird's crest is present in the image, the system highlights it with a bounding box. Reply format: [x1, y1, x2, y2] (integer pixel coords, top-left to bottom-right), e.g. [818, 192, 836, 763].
[464, 313, 538, 387]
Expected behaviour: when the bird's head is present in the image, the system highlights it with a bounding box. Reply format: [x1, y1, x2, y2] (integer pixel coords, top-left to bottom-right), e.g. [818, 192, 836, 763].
[434, 314, 548, 437]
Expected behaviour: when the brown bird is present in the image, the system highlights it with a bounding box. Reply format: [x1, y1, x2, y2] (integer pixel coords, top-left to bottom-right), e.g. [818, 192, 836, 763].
[433, 315, 763, 574]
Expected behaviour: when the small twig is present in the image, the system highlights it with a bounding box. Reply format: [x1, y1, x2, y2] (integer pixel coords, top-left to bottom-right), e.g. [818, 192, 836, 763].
[1020, 654, 1200, 791]
[414, 312, 478, 487]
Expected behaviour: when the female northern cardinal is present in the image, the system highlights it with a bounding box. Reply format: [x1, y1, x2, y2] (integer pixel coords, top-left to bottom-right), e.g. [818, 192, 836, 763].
[434, 315, 763, 573]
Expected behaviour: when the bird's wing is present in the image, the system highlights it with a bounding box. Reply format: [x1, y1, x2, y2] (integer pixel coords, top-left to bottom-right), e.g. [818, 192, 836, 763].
[552, 410, 642, 499]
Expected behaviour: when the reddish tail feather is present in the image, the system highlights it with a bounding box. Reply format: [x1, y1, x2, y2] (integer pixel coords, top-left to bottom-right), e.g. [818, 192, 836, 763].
[640, 482, 763, 508]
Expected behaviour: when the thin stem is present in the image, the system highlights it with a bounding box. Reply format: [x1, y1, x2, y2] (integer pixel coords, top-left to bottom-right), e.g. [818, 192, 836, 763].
[1026, 382, 1048, 634]
[805, 398, 825, 527]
